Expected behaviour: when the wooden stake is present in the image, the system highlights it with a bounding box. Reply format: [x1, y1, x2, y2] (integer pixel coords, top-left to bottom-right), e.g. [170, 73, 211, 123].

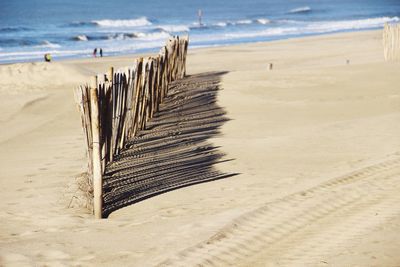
[90, 76, 103, 219]
[383, 23, 400, 61]
[108, 67, 114, 83]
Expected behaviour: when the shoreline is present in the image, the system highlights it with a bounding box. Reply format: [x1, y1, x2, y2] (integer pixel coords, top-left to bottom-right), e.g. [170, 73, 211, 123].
[0, 28, 384, 66]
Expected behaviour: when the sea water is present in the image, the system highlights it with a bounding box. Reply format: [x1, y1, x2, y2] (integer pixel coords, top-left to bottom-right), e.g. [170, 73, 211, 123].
[0, 0, 399, 63]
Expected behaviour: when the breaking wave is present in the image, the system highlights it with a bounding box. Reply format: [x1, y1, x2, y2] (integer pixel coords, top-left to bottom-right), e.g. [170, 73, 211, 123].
[155, 25, 190, 32]
[255, 18, 271, 25]
[107, 32, 169, 40]
[72, 35, 89, 41]
[191, 18, 271, 30]
[216, 18, 270, 27]
[71, 31, 170, 42]
[67, 17, 152, 28]
[37, 40, 61, 48]
[92, 17, 152, 27]
[289, 6, 312, 14]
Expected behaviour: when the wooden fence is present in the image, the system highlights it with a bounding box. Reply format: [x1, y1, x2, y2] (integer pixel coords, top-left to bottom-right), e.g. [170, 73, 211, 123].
[383, 23, 400, 61]
[74, 36, 189, 218]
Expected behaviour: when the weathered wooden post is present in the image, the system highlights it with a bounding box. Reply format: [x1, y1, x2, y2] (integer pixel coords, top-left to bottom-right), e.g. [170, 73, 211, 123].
[108, 67, 114, 82]
[383, 23, 388, 61]
[90, 75, 103, 219]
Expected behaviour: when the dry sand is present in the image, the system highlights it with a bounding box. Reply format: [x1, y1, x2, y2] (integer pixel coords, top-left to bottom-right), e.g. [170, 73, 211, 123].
[1, 30, 400, 266]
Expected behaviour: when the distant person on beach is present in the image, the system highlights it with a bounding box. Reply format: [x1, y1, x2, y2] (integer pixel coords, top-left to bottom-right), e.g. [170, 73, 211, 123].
[100, 48, 103, 57]
[44, 53, 51, 62]
[93, 48, 97, 57]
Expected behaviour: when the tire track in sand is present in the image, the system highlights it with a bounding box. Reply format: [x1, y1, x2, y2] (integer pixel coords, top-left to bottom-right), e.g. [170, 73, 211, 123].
[156, 155, 400, 266]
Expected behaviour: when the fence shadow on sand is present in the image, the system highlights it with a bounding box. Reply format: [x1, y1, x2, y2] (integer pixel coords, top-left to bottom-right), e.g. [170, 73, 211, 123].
[102, 71, 238, 217]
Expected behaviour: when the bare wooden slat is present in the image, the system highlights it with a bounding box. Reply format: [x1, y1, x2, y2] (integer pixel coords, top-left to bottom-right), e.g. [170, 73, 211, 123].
[90, 76, 103, 219]
[383, 23, 400, 61]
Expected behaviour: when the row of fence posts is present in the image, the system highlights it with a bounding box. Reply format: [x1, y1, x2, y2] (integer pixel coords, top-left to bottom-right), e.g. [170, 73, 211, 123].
[74, 36, 189, 218]
[383, 23, 400, 61]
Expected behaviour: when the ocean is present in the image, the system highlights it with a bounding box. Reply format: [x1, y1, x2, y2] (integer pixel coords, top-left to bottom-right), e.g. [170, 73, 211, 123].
[1, 0, 400, 63]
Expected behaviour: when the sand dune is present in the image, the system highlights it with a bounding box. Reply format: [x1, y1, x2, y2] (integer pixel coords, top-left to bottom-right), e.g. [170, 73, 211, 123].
[1, 30, 400, 266]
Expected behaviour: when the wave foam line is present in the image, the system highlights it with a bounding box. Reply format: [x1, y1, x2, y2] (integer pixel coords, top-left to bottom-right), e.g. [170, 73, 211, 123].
[255, 18, 271, 25]
[224, 16, 400, 39]
[155, 25, 190, 32]
[289, 6, 312, 14]
[92, 17, 152, 27]
[36, 41, 61, 48]
[70, 31, 171, 42]
[192, 18, 271, 30]
[73, 35, 88, 41]
[307, 16, 400, 32]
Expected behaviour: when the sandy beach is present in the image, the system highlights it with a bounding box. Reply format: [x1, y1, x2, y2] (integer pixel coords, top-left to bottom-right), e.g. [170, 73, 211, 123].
[1, 30, 400, 266]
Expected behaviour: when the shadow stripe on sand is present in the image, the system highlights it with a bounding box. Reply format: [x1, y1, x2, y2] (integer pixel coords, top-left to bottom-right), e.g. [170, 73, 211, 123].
[102, 71, 237, 217]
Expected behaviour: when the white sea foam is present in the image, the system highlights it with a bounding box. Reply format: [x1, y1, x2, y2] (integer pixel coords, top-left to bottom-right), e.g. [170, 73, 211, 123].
[105, 31, 169, 40]
[139, 31, 171, 40]
[224, 17, 400, 39]
[289, 6, 312, 14]
[38, 40, 61, 48]
[214, 19, 258, 27]
[306, 16, 400, 33]
[224, 27, 297, 39]
[236, 19, 253, 25]
[277, 19, 300, 24]
[255, 18, 271, 25]
[135, 32, 147, 38]
[73, 35, 88, 41]
[215, 22, 228, 27]
[93, 17, 152, 27]
[157, 25, 190, 32]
